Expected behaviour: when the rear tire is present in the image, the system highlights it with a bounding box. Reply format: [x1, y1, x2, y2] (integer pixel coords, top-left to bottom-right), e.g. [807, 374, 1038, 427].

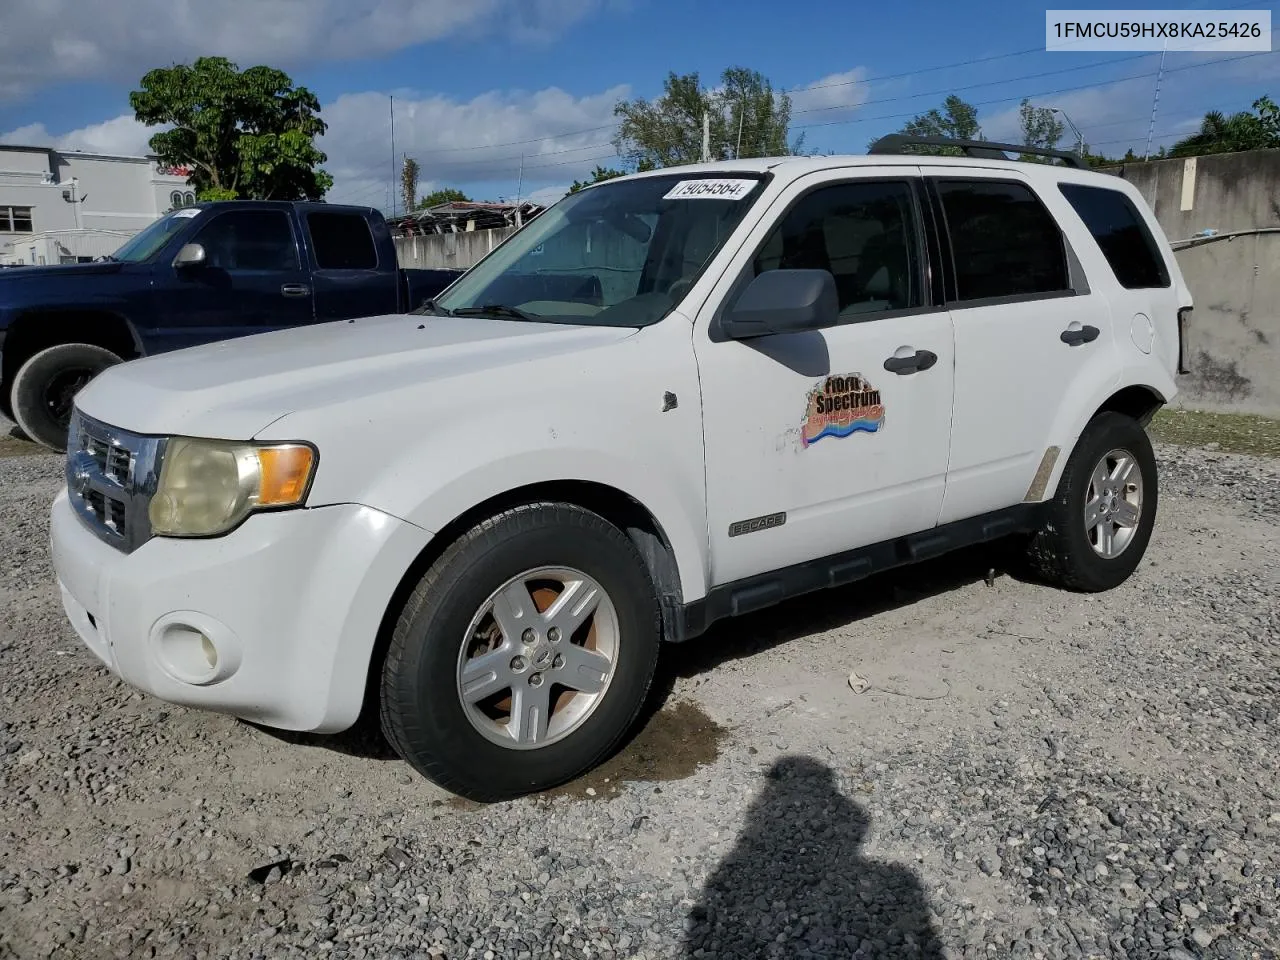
[1025, 411, 1158, 592]
[11, 343, 122, 452]
[380, 502, 662, 802]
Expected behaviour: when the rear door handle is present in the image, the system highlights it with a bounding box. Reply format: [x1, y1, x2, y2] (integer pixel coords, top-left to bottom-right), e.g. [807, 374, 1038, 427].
[281, 283, 311, 298]
[883, 349, 938, 375]
[1060, 324, 1099, 346]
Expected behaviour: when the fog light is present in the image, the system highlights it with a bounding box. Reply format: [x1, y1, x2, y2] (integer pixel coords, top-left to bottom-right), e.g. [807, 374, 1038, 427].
[149, 612, 242, 686]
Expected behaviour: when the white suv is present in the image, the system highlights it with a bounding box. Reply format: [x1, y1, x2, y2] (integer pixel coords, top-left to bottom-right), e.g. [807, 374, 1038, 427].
[50, 138, 1192, 801]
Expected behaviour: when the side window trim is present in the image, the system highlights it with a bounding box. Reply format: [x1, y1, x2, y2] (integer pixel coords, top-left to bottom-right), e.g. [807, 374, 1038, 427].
[926, 174, 1082, 308]
[709, 175, 942, 342]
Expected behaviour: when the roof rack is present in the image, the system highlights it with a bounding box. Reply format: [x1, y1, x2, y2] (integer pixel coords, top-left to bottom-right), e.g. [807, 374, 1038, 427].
[867, 134, 1087, 170]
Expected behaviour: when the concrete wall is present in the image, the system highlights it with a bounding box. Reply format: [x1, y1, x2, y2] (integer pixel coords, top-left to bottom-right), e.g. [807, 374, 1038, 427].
[1107, 150, 1280, 415]
[395, 226, 517, 270]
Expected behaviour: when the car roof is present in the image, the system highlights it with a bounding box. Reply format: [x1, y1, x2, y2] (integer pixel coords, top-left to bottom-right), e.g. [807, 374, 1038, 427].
[613, 153, 1126, 188]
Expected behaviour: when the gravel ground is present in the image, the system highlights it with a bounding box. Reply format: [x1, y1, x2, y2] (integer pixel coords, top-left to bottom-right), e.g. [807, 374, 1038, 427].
[1, 423, 1278, 960]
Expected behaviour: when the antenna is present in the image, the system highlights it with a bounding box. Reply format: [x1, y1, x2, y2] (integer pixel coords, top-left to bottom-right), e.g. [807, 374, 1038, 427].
[389, 94, 396, 217]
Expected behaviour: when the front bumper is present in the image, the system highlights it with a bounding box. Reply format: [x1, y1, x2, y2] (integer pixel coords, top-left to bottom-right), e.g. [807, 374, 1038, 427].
[50, 488, 433, 733]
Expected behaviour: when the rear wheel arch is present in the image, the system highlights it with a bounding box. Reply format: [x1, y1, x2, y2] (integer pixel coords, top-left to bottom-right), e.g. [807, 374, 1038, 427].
[1091, 384, 1166, 428]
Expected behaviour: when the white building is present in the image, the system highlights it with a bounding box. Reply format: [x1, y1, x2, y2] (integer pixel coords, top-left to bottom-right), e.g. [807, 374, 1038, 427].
[0, 144, 192, 265]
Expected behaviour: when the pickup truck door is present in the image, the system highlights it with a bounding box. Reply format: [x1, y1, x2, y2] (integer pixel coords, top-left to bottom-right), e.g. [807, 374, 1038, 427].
[695, 172, 956, 586]
[153, 208, 314, 352]
[299, 210, 401, 321]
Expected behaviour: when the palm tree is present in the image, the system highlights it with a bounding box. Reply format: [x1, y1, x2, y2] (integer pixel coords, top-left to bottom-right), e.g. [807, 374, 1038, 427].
[1170, 109, 1268, 157]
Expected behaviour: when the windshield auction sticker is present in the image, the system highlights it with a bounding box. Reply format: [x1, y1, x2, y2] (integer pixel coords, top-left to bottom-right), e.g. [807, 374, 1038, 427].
[663, 179, 756, 200]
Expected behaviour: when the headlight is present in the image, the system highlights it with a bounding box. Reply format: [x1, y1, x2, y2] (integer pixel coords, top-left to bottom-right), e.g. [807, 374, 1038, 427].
[148, 437, 317, 537]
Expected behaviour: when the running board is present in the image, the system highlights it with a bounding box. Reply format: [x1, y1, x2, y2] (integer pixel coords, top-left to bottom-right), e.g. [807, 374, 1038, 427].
[678, 503, 1044, 641]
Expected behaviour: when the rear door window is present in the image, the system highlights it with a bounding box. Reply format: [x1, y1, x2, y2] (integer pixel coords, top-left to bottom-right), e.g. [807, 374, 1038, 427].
[1058, 182, 1171, 289]
[934, 179, 1070, 302]
[306, 212, 379, 269]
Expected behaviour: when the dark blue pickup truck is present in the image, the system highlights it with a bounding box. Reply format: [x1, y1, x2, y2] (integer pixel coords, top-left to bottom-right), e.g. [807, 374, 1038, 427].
[0, 200, 462, 450]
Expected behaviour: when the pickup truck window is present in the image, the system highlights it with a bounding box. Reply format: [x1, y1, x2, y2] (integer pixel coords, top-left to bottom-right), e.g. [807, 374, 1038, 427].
[751, 180, 923, 317]
[191, 211, 299, 270]
[109, 210, 197, 263]
[307, 212, 379, 270]
[432, 173, 767, 327]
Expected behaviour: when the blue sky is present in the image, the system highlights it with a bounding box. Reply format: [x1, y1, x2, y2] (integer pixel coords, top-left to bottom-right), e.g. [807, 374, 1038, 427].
[1, 0, 1276, 210]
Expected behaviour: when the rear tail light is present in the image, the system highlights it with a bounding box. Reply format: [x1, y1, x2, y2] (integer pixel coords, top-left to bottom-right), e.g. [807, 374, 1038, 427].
[1176, 306, 1191, 374]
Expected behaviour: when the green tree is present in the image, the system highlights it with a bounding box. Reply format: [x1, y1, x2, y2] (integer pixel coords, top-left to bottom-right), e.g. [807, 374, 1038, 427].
[1018, 99, 1066, 160]
[1169, 96, 1280, 157]
[612, 66, 800, 169]
[129, 56, 331, 201]
[892, 95, 983, 155]
[401, 157, 420, 215]
[417, 187, 470, 209]
[568, 166, 628, 193]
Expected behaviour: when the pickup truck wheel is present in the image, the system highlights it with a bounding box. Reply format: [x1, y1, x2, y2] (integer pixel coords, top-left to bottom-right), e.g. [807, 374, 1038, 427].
[11, 343, 122, 452]
[380, 502, 662, 801]
[1024, 411, 1158, 592]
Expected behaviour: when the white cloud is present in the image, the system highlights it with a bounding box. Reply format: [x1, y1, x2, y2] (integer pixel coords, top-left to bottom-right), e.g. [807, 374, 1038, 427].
[0, 0, 610, 100]
[0, 115, 155, 157]
[320, 83, 629, 204]
[790, 68, 870, 117]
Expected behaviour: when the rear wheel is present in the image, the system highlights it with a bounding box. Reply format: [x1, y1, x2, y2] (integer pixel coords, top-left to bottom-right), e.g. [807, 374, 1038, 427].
[1024, 411, 1158, 592]
[379, 502, 662, 801]
[11, 343, 122, 451]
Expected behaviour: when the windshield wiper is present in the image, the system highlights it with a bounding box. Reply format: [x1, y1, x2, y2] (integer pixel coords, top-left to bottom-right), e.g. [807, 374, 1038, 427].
[451, 303, 537, 322]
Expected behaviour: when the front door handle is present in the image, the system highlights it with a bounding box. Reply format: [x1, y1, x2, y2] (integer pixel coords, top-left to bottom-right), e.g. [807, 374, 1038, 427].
[281, 283, 311, 298]
[883, 349, 938, 375]
[1060, 324, 1100, 346]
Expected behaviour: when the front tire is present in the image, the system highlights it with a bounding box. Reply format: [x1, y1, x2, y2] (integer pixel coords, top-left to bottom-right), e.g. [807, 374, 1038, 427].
[11, 343, 122, 452]
[1025, 411, 1158, 592]
[380, 502, 662, 801]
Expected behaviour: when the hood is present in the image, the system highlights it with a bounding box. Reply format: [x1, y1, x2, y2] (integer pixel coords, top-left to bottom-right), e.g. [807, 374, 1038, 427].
[74, 312, 638, 438]
[0, 261, 123, 284]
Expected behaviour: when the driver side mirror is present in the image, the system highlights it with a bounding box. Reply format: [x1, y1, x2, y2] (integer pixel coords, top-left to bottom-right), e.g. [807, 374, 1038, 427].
[720, 269, 839, 340]
[172, 243, 206, 268]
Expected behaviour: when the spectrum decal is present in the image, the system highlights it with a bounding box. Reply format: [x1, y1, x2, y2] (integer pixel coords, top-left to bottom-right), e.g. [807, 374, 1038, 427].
[800, 373, 885, 447]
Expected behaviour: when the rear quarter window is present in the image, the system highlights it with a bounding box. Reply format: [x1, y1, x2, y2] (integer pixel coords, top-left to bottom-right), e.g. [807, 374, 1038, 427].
[306, 212, 379, 270]
[1057, 183, 1170, 289]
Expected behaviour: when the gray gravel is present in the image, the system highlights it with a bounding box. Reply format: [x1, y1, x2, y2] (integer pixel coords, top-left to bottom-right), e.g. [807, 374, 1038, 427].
[1, 435, 1278, 960]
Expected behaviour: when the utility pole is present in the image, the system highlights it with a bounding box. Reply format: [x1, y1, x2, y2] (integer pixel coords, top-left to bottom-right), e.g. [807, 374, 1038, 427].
[735, 101, 745, 159]
[1144, 37, 1168, 160]
[389, 95, 396, 217]
[515, 153, 525, 228]
[701, 112, 710, 162]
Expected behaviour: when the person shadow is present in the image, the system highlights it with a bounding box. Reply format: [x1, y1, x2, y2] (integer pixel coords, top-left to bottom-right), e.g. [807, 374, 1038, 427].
[684, 756, 945, 959]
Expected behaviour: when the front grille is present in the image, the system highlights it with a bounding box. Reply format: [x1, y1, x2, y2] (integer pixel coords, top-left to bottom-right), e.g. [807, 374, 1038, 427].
[66, 411, 166, 554]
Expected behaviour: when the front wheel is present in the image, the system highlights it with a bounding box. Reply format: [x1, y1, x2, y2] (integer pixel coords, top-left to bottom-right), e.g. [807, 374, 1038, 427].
[10, 343, 122, 452]
[379, 502, 662, 801]
[1024, 411, 1158, 592]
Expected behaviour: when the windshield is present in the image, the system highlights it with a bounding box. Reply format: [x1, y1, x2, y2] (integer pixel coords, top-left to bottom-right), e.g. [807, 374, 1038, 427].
[109, 208, 202, 263]
[430, 172, 769, 327]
